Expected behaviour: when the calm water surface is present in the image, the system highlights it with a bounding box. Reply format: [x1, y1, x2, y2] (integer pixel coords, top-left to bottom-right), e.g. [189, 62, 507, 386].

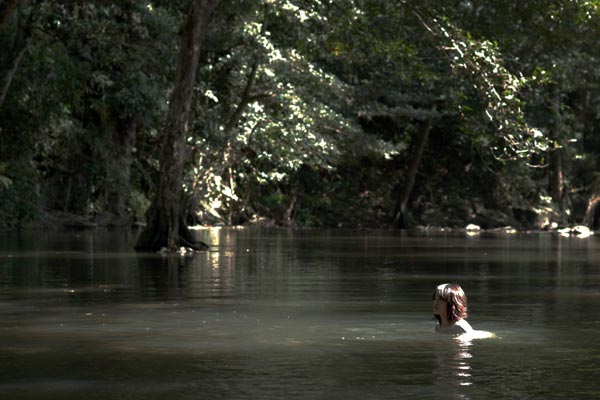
[1, 228, 600, 399]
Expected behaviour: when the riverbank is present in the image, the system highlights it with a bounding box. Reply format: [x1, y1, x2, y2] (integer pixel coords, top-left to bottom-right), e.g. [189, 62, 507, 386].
[6, 209, 594, 241]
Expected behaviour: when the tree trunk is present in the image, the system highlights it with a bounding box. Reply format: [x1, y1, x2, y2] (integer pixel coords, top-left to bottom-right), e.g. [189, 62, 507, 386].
[135, 0, 219, 252]
[0, 0, 31, 109]
[582, 176, 600, 229]
[190, 56, 267, 224]
[547, 145, 562, 203]
[0, 0, 19, 31]
[547, 88, 563, 207]
[283, 193, 296, 227]
[393, 117, 433, 228]
[105, 117, 137, 224]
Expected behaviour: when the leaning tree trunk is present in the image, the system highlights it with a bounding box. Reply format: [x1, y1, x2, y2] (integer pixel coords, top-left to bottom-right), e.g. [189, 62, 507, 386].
[135, 0, 219, 252]
[582, 176, 600, 229]
[0, 0, 32, 109]
[393, 117, 433, 228]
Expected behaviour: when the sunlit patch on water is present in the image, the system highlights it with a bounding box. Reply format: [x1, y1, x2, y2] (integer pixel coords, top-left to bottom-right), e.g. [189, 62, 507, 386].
[456, 329, 498, 342]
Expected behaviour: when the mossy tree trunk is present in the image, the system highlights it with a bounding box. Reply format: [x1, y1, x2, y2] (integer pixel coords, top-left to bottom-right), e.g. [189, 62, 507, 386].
[136, 0, 219, 252]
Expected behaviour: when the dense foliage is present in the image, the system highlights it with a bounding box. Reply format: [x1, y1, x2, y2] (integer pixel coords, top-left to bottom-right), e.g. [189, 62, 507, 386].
[1, 0, 600, 232]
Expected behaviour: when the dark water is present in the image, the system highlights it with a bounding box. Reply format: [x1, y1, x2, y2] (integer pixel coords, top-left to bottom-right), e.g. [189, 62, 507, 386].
[1, 228, 600, 399]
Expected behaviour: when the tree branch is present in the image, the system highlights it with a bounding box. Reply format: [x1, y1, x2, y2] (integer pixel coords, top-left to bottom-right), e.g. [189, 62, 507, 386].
[223, 59, 260, 136]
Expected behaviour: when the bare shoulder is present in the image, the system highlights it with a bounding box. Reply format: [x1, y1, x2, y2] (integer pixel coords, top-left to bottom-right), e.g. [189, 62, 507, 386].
[456, 318, 473, 333]
[435, 319, 473, 335]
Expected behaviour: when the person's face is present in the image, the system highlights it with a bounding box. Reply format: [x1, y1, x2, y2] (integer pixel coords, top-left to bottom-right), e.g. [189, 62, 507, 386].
[432, 293, 447, 317]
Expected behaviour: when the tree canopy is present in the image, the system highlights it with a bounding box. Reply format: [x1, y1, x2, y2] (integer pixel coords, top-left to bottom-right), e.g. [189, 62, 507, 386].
[1, 0, 600, 238]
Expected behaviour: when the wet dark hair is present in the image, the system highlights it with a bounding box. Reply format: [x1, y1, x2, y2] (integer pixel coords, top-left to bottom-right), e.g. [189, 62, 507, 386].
[433, 283, 468, 323]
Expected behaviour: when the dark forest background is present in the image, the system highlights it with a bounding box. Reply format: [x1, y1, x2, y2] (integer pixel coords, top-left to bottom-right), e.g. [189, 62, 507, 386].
[2, 0, 600, 242]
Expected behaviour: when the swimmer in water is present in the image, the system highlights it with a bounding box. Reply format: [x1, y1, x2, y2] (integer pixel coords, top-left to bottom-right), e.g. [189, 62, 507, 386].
[432, 283, 474, 335]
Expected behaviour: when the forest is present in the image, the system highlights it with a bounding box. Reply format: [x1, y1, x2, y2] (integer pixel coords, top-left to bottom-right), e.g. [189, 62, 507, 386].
[1, 0, 600, 250]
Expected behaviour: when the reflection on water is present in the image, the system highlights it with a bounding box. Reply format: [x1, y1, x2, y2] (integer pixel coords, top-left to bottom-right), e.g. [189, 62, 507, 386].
[431, 337, 477, 399]
[455, 341, 473, 388]
[1, 229, 600, 399]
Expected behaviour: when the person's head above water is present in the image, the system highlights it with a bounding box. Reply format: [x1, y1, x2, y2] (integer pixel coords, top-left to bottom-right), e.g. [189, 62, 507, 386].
[432, 282, 468, 325]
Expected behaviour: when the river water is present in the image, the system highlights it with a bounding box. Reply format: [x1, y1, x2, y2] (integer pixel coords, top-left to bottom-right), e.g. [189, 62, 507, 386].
[1, 228, 599, 399]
